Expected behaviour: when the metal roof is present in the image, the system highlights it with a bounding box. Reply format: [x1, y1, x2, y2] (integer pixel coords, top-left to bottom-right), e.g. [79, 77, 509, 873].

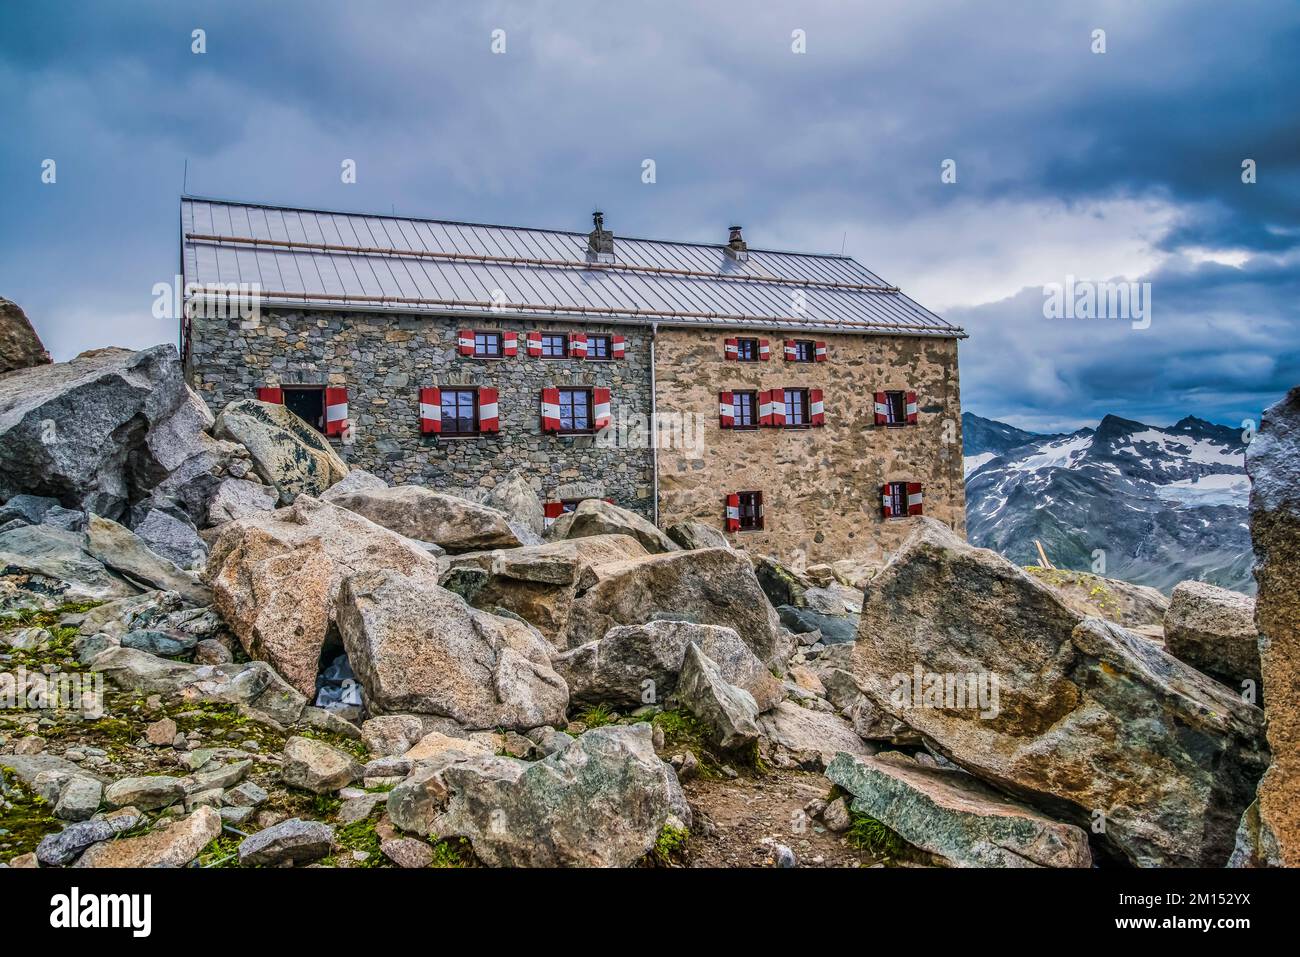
[180, 196, 964, 338]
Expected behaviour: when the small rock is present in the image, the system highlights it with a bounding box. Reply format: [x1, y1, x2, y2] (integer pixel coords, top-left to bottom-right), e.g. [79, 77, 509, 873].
[53, 776, 103, 822]
[121, 629, 199, 656]
[773, 844, 798, 868]
[104, 775, 185, 810]
[678, 751, 699, 782]
[76, 807, 220, 868]
[225, 781, 268, 807]
[238, 818, 335, 866]
[380, 836, 435, 868]
[823, 796, 852, 832]
[37, 813, 139, 866]
[220, 806, 254, 825]
[280, 736, 363, 794]
[146, 718, 178, 747]
[14, 735, 45, 755]
[193, 638, 233, 665]
[338, 792, 386, 824]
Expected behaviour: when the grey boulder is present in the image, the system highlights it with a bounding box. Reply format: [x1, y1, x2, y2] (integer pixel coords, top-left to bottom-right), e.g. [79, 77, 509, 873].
[827, 751, 1092, 868]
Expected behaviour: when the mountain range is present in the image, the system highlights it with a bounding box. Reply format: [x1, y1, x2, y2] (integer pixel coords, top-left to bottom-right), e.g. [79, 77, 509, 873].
[962, 412, 1253, 594]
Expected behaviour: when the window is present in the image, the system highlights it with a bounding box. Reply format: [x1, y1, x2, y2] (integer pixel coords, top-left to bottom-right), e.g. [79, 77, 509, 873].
[558, 388, 593, 432]
[587, 335, 611, 360]
[884, 482, 907, 518]
[282, 386, 325, 433]
[736, 337, 759, 361]
[784, 388, 810, 427]
[541, 333, 568, 358]
[474, 332, 502, 358]
[738, 491, 763, 531]
[560, 497, 602, 513]
[441, 389, 479, 435]
[884, 390, 908, 426]
[733, 390, 758, 428]
[793, 340, 815, 362]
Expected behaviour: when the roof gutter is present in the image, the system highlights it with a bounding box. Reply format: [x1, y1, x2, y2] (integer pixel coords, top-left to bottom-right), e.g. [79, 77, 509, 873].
[184, 291, 966, 338]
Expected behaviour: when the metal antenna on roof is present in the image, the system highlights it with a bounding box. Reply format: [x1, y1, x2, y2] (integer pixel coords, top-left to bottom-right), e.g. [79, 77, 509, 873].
[841, 231, 847, 255]
[183, 158, 188, 194]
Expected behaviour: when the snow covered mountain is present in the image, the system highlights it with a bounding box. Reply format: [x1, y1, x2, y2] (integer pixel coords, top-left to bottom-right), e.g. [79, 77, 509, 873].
[961, 412, 1057, 476]
[964, 414, 1253, 594]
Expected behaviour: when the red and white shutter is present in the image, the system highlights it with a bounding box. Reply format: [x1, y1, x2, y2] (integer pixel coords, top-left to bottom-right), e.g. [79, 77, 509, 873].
[543, 501, 565, 530]
[419, 387, 441, 434]
[783, 340, 797, 361]
[526, 331, 543, 357]
[612, 335, 626, 359]
[759, 339, 771, 361]
[458, 330, 476, 356]
[758, 390, 773, 426]
[569, 333, 588, 359]
[478, 387, 500, 433]
[718, 391, 735, 429]
[725, 493, 741, 532]
[905, 390, 919, 425]
[540, 387, 561, 432]
[593, 387, 612, 429]
[881, 484, 895, 518]
[815, 341, 828, 362]
[906, 482, 924, 516]
[768, 389, 786, 427]
[324, 387, 349, 436]
[502, 332, 518, 357]
[810, 388, 825, 426]
[256, 386, 283, 404]
[724, 338, 739, 361]
[874, 391, 889, 426]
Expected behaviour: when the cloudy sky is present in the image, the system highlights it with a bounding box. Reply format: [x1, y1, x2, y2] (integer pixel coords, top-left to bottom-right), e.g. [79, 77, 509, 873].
[1, 0, 1296, 433]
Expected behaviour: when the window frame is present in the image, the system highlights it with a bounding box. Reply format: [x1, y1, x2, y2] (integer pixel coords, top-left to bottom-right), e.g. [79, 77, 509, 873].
[439, 387, 481, 437]
[473, 331, 503, 359]
[885, 481, 907, 518]
[586, 334, 612, 361]
[792, 340, 815, 363]
[735, 337, 760, 362]
[884, 390, 908, 427]
[540, 332, 569, 359]
[783, 387, 811, 428]
[732, 390, 759, 429]
[737, 490, 764, 531]
[556, 386, 595, 434]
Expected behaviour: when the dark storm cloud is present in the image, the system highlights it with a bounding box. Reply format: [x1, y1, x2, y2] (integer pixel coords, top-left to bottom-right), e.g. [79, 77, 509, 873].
[0, 0, 1296, 430]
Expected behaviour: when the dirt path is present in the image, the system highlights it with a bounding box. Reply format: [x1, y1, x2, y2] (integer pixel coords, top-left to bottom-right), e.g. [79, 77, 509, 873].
[682, 770, 881, 868]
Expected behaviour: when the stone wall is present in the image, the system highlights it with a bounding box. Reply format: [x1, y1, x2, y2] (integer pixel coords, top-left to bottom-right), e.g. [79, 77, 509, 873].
[186, 309, 655, 513]
[654, 328, 965, 565]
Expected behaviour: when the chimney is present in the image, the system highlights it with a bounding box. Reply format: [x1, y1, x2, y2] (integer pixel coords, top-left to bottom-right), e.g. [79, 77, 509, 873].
[726, 225, 749, 262]
[587, 210, 615, 264]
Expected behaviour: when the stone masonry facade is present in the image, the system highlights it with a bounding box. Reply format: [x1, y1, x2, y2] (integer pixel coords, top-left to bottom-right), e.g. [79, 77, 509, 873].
[655, 328, 966, 566]
[186, 308, 656, 513]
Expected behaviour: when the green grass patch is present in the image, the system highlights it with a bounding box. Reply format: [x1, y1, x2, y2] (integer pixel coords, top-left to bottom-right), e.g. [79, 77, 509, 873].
[334, 812, 390, 868]
[0, 766, 61, 863]
[429, 836, 477, 868]
[196, 833, 245, 868]
[845, 812, 909, 860]
[575, 703, 617, 729]
[644, 823, 690, 867]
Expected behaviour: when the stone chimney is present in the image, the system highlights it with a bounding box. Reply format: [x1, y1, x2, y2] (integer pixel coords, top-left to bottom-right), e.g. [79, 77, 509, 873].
[587, 210, 615, 264]
[725, 225, 749, 262]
